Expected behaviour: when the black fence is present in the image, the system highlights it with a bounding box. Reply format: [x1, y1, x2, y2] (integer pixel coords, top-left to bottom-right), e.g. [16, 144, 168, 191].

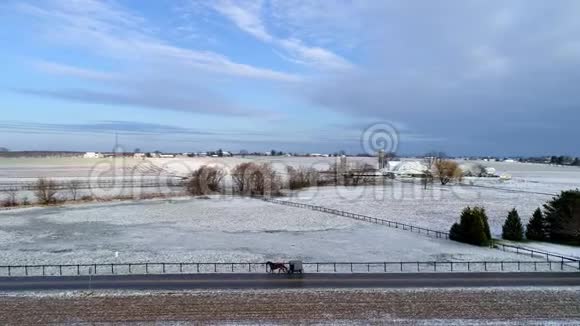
[304, 260, 580, 273]
[263, 199, 580, 263]
[1, 260, 578, 277]
[497, 243, 579, 262]
[0, 262, 268, 277]
[264, 198, 450, 239]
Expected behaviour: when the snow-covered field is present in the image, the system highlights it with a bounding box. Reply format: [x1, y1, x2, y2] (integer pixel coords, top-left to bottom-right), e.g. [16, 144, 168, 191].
[0, 156, 373, 202]
[464, 160, 580, 195]
[0, 197, 547, 270]
[0, 157, 578, 267]
[288, 183, 549, 238]
[286, 160, 580, 237]
[0, 156, 376, 179]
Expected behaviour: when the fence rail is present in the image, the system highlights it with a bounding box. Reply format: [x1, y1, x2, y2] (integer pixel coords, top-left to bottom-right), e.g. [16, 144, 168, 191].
[497, 243, 579, 262]
[263, 198, 580, 263]
[0, 260, 578, 277]
[263, 198, 450, 239]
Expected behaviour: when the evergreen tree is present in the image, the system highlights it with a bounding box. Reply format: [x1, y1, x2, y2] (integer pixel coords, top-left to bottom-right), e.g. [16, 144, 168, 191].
[526, 208, 546, 241]
[449, 223, 463, 242]
[544, 190, 580, 245]
[449, 207, 490, 246]
[475, 207, 492, 241]
[464, 211, 489, 245]
[502, 208, 524, 241]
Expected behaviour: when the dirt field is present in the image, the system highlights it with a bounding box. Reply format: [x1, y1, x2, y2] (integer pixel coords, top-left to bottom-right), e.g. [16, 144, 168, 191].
[1, 288, 579, 324]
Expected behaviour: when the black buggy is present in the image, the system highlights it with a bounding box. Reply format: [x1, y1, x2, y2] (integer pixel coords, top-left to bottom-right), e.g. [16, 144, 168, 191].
[288, 260, 303, 274]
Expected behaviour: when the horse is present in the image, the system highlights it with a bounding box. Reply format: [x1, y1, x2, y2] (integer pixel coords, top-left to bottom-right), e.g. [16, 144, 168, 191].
[266, 261, 288, 273]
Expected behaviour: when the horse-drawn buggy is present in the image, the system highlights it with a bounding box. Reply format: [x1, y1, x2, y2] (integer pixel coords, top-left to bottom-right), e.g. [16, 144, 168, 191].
[266, 260, 303, 274]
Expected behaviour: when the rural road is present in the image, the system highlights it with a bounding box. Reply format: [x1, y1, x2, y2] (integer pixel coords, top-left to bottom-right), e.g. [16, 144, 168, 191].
[1, 272, 579, 291]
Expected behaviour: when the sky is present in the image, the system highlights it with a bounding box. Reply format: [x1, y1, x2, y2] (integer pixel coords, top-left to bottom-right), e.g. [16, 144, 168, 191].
[1, 0, 579, 156]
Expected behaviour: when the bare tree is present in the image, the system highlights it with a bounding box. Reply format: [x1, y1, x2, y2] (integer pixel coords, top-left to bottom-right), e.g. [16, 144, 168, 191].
[232, 162, 282, 196]
[348, 162, 376, 186]
[421, 170, 434, 189]
[324, 162, 341, 186]
[433, 160, 463, 185]
[421, 156, 436, 190]
[67, 180, 82, 201]
[249, 163, 281, 196]
[1, 187, 18, 207]
[185, 165, 226, 196]
[232, 162, 256, 194]
[463, 163, 487, 177]
[34, 178, 59, 205]
[287, 166, 320, 190]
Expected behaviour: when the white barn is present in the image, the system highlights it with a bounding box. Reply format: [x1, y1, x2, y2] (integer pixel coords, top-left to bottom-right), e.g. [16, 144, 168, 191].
[83, 152, 103, 159]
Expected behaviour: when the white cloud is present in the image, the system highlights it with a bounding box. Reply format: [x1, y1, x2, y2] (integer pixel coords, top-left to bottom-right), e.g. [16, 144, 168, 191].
[14, 0, 302, 116]
[18, 0, 300, 82]
[206, 0, 353, 71]
[212, 0, 272, 42]
[33, 61, 119, 81]
[277, 38, 353, 71]
[10, 0, 580, 154]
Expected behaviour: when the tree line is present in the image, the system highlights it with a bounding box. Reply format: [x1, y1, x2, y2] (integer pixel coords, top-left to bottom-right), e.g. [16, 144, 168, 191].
[1, 178, 173, 208]
[450, 189, 580, 246]
[184, 161, 386, 198]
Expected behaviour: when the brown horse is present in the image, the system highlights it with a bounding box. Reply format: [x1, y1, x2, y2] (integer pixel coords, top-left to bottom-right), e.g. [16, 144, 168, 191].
[266, 261, 288, 273]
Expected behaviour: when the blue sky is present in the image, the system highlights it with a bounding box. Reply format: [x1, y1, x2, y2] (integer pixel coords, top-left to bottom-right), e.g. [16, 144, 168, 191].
[1, 0, 579, 156]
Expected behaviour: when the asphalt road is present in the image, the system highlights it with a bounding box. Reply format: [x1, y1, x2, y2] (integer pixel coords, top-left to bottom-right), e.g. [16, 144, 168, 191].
[1, 272, 579, 291]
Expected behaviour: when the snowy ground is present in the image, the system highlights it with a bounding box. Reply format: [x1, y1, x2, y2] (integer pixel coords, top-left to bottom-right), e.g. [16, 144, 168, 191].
[0, 197, 547, 271]
[284, 160, 580, 258]
[1, 157, 578, 266]
[288, 160, 580, 239]
[288, 183, 552, 238]
[0, 156, 374, 202]
[2, 157, 578, 201]
[0, 156, 376, 179]
[501, 240, 580, 260]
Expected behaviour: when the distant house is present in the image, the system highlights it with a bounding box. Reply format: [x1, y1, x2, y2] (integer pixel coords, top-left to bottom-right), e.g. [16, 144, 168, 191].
[83, 152, 104, 159]
[390, 161, 428, 178]
[159, 154, 175, 158]
[134, 153, 146, 159]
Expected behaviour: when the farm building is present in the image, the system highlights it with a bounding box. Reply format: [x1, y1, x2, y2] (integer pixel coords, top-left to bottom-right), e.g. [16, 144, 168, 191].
[83, 152, 104, 159]
[389, 161, 428, 178]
